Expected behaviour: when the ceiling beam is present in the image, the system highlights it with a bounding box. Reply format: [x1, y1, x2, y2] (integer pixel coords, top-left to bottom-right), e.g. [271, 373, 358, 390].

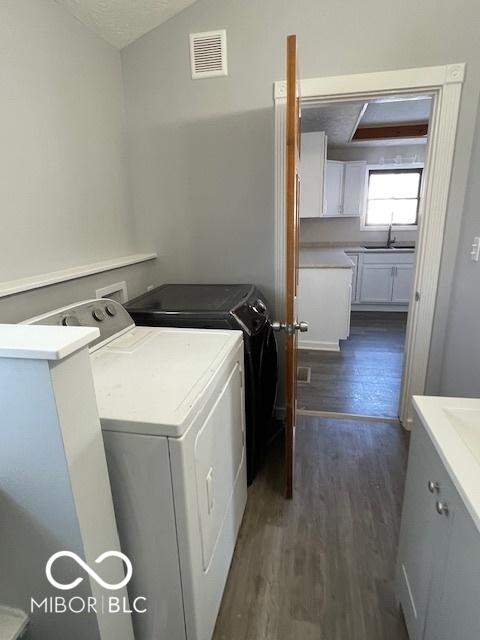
[352, 122, 429, 141]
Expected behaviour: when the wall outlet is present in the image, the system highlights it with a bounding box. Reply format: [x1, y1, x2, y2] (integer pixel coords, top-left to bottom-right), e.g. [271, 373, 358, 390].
[470, 237, 480, 262]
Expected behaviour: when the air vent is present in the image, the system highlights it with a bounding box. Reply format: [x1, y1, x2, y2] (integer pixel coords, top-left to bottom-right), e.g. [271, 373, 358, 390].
[189, 30, 228, 80]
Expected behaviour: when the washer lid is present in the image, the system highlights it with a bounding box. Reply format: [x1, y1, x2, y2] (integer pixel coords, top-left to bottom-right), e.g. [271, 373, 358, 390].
[90, 327, 242, 437]
[126, 284, 253, 314]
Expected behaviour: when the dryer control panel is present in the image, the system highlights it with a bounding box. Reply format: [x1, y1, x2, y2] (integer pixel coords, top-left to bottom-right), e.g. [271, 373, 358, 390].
[26, 299, 135, 351]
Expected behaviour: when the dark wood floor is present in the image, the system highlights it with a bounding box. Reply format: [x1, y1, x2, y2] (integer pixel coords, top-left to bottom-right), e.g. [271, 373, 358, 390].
[213, 416, 409, 640]
[298, 312, 408, 418]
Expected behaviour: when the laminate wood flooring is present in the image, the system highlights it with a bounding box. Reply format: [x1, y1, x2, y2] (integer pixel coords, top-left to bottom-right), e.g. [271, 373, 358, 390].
[298, 312, 408, 418]
[213, 416, 409, 640]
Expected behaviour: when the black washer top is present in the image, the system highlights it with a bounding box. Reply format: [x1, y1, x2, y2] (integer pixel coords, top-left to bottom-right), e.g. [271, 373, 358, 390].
[126, 284, 255, 315]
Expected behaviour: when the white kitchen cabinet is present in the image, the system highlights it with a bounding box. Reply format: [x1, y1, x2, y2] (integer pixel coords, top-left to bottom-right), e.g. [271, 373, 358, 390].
[343, 161, 367, 216]
[396, 409, 480, 640]
[298, 266, 352, 351]
[357, 252, 415, 305]
[324, 161, 344, 216]
[345, 252, 359, 301]
[358, 264, 394, 302]
[299, 131, 327, 218]
[391, 264, 414, 303]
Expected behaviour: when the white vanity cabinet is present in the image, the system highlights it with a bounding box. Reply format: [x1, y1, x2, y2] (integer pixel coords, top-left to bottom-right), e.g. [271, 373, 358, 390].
[396, 410, 480, 640]
[358, 251, 415, 304]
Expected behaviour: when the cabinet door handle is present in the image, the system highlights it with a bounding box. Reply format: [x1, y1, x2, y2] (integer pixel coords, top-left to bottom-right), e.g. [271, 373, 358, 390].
[436, 501, 449, 517]
[428, 480, 440, 494]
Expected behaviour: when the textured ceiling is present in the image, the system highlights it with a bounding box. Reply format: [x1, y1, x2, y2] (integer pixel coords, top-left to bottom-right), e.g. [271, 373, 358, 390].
[301, 102, 367, 146]
[56, 0, 199, 48]
[302, 97, 432, 147]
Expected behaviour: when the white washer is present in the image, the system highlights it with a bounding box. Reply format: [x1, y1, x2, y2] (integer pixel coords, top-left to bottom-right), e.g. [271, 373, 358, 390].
[27, 299, 247, 640]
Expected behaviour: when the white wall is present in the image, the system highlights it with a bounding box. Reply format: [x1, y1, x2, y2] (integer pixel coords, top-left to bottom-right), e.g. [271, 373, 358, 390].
[439, 100, 480, 397]
[0, 0, 156, 322]
[121, 0, 480, 395]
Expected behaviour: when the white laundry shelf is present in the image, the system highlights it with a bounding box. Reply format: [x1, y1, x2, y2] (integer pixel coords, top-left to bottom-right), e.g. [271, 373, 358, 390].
[0, 253, 157, 299]
[0, 324, 99, 360]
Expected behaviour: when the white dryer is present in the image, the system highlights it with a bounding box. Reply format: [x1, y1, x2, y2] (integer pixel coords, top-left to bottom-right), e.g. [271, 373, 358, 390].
[27, 299, 247, 640]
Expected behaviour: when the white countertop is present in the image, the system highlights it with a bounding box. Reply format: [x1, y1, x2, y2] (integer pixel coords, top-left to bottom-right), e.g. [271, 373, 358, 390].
[300, 248, 354, 269]
[300, 243, 415, 254]
[0, 324, 99, 360]
[413, 395, 480, 533]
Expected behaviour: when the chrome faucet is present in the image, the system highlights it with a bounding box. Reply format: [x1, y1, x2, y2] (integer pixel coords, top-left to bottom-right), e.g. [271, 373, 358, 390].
[387, 224, 397, 249]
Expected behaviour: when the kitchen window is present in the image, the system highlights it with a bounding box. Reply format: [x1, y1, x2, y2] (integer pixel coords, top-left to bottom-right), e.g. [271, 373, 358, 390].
[365, 167, 423, 227]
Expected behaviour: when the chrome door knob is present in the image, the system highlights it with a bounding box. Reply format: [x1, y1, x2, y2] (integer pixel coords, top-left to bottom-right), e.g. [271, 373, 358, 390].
[436, 501, 449, 517]
[271, 320, 309, 335]
[428, 480, 440, 494]
[295, 321, 309, 333]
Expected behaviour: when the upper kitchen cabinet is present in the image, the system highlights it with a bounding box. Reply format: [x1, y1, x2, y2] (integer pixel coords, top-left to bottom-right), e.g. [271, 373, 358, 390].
[299, 132, 327, 218]
[325, 160, 344, 216]
[299, 129, 367, 218]
[325, 160, 367, 217]
[343, 161, 367, 216]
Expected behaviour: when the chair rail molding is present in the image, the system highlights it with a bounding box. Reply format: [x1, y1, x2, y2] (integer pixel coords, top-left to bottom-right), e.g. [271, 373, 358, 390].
[0, 253, 157, 299]
[273, 63, 465, 427]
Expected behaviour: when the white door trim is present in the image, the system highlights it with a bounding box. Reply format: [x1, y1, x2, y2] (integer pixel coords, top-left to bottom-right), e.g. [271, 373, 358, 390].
[273, 63, 465, 428]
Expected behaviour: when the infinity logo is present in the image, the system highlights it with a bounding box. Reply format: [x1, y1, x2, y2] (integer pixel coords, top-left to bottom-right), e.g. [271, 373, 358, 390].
[46, 551, 133, 591]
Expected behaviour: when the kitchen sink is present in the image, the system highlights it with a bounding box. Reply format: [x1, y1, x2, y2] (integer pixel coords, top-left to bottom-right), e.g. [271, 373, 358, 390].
[363, 245, 415, 250]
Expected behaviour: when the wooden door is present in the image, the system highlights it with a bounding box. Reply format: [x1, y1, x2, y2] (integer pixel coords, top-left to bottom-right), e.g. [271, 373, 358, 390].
[284, 35, 303, 498]
[273, 35, 307, 498]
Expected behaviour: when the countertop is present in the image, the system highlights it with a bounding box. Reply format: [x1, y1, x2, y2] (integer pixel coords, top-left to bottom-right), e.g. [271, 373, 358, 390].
[413, 396, 480, 534]
[299, 248, 355, 269]
[0, 324, 99, 360]
[300, 242, 415, 254]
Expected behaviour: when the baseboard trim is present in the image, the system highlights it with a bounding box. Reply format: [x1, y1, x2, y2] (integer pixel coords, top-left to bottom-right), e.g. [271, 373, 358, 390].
[297, 409, 401, 425]
[351, 304, 409, 312]
[298, 340, 340, 351]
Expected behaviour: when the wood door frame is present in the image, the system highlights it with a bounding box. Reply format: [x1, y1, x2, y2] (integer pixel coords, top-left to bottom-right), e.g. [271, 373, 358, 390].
[274, 63, 465, 428]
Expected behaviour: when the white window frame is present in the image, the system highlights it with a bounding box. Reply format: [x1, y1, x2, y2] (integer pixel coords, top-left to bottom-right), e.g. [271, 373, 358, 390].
[360, 162, 424, 231]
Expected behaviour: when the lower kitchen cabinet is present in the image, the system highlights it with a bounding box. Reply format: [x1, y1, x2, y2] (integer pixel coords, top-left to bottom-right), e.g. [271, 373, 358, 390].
[396, 413, 480, 640]
[392, 264, 415, 303]
[358, 251, 415, 305]
[358, 264, 394, 302]
[297, 266, 352, 351]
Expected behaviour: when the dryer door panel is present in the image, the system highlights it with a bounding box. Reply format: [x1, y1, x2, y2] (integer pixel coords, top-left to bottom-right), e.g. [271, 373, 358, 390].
[194, 362, 245, 570]
[103, 431, 186, 640]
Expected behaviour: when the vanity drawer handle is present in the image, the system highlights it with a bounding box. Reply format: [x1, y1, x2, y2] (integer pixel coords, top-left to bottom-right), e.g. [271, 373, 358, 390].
[436, 501, 449, 517]
[428, 480, 440, 494]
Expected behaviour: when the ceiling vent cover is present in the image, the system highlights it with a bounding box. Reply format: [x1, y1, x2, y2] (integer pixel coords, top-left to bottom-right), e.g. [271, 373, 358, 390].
[189, 30, 228, 79]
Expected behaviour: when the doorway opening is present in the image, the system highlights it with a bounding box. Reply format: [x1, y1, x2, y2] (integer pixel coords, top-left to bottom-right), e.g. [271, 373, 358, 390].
[296, 93, 430, 420]
[274, 65, 464, 427]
